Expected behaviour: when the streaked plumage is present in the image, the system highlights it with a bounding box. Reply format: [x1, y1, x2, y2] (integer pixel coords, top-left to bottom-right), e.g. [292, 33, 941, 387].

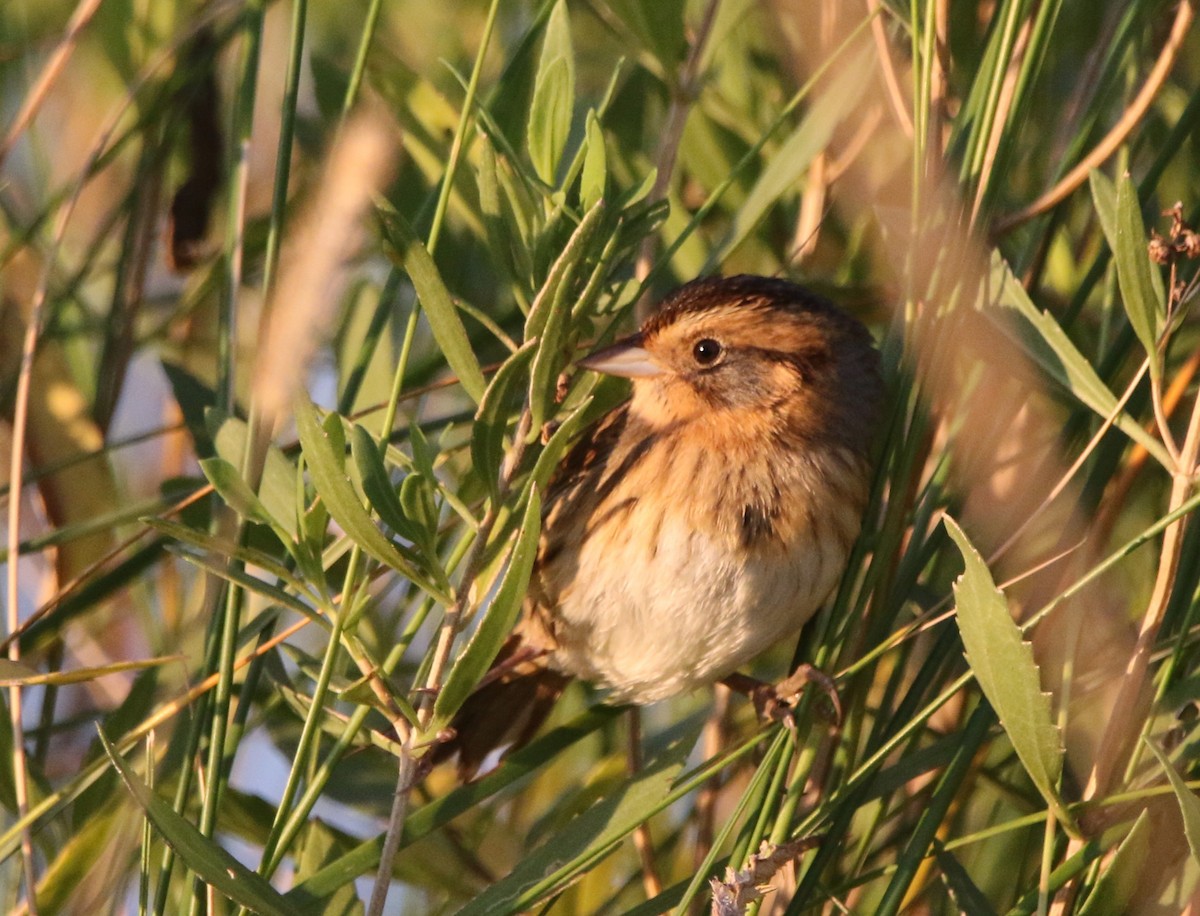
[441, 275, 882, 778]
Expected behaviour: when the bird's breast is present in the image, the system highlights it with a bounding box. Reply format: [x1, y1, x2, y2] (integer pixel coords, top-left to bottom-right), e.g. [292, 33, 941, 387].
[539, 445, 865, 704]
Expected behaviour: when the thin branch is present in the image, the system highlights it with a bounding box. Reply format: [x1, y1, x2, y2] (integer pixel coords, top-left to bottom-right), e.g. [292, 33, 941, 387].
[992, 0, 1196, 237]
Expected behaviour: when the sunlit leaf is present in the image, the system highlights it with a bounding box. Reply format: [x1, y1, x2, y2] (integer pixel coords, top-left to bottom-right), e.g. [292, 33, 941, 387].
[944, 516, 1069, 825]
[986, 251, 1172, 469]
[432, 488, 542, 728]
[527, 0, 575, 185]
[580, 111, 607, 212]
[377, 203, 487, 402]
[472, 340, 538, 500]
[1113, 174, 1164, 375]
[294, 394, 446, 602]
[0, 657, 178, 687]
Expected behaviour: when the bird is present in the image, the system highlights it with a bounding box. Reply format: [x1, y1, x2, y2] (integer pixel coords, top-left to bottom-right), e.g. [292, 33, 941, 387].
[437, 274, 883, 780]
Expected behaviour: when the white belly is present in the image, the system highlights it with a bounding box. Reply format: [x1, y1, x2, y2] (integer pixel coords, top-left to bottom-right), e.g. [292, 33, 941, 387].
[547, 509, 844, 704]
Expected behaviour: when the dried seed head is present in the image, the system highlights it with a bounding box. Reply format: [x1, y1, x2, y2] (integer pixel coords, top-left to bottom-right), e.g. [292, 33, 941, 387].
[1148, 232, 1173, 265]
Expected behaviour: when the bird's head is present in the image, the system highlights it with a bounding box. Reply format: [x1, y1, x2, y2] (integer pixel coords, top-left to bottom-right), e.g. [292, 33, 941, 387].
[579, 275, 881, 452]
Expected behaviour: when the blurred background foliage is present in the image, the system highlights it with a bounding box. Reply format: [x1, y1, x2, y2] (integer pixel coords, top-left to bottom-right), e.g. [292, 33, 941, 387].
[3, 0, 1200, 913]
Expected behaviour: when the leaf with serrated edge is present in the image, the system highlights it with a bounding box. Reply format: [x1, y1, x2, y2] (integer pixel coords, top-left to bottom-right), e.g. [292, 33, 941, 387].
[1147, 740, 1200, 866]
[98, 730, 292, 916]
[944, 516, 1068, 825]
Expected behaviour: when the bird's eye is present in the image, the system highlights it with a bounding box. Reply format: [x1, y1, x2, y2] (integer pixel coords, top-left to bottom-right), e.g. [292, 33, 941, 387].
[693, 338, 722, 365]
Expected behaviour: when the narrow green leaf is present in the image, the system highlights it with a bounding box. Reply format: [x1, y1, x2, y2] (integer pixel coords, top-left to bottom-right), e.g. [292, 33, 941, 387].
[294, 394, 446, 602]
[1146, 740, 1200, 866]
[1078, 810, 1151, 916]
[97, 731, 293, 916]
[528, 200, 607, 434]
[527, 0, 575, 185]
[986, 251, 1172, 469]
[1089, 169, 1117, 245]
[524, 199, 607, 343]
[0, 657, 178, 687]
[208, 412, 299, 536]
[1114, 174, 1163, 374]
[349, 425, 421, 544]
[477, 136, 524, 287]
[580, 110, 607, 212]
[944, 516, 1068, 824]
[471, 340, 538, 500]
[377, 204, 487, 402]
[200, 457, 275, 527]
[620, 166, 657, 208]
[432, 488, 542, 726]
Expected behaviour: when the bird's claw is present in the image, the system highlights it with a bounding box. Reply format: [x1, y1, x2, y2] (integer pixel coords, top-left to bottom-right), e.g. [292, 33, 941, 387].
[749, 664, 842, 729]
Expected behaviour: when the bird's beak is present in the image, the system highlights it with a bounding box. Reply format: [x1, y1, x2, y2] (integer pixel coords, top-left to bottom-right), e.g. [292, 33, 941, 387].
[577, 334, 664, 378]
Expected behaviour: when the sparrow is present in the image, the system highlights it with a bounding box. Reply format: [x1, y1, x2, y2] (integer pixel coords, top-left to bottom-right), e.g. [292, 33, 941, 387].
[438, 275, 883, 779]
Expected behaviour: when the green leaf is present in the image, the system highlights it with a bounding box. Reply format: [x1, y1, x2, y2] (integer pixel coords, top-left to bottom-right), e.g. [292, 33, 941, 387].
[0, 657, 178, 687]
[294, 394, 446, 602]
[471, 339, 538, 500]
[1146, 740, 1200, 866]
[580, 110, 607, 212]
[1078, 810, 1151, 916]
[97, 731, 293, 916]
[349, 425, 421, 544]
[1089, 169, 1118, 245]
[1113, 174, 1164, 375]
[527, 200, 607, 434]
[986, 251, 1173, 469]
[200, 457, 275, 527]
[456, 717, 699, 914]
[208, 412, 299, 537]
[432, 488, 542, 727]
[527, 0, 575, 185]
[524, 199, 606, 343]
[377, 203, 487, 402]
[477, 136, 524, 288]
[944, 516, 1069, 825]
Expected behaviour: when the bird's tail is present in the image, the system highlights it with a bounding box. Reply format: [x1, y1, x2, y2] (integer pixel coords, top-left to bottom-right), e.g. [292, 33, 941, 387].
[432, 632, 569, 781]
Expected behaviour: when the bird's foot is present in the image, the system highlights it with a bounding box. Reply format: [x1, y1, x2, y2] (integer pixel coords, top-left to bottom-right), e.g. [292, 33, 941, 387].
[723, 665, 842, 729]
